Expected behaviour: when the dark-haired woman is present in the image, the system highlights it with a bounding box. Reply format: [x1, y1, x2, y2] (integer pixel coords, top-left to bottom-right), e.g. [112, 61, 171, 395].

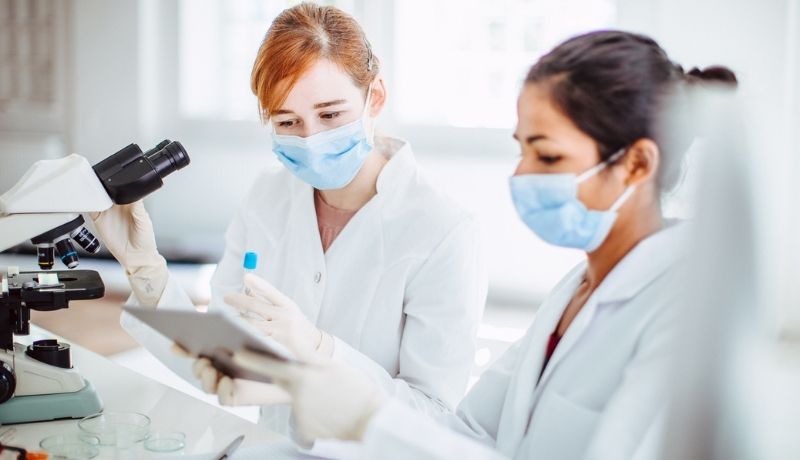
[228, 30, 737, 459]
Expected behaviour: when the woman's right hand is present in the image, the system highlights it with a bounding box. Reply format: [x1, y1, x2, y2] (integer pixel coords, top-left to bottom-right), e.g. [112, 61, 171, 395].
[90, 200, 168, 306]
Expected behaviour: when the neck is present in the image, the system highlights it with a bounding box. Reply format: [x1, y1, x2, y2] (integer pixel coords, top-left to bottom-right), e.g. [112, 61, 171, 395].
[318, 151, 388, 211]
[584, 201, 664, 290]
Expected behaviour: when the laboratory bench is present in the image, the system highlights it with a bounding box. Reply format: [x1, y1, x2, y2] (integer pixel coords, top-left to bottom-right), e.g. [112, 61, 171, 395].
[2, 325, 283, 459]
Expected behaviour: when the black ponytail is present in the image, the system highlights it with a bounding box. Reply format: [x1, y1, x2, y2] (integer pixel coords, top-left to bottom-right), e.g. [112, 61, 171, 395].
[684, 65, 738, 86]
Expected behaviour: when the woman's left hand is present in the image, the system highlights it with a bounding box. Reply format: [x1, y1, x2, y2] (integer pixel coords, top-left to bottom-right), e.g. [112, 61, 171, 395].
[224, 274, 334, 360]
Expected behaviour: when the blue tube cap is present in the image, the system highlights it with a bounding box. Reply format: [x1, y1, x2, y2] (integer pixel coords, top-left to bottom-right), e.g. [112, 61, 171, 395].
[243, 251, 258, 270]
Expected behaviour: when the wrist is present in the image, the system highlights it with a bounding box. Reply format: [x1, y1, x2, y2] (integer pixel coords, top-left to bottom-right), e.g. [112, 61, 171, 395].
[127, 261, 169, 307]
[124, 253, 167, 276]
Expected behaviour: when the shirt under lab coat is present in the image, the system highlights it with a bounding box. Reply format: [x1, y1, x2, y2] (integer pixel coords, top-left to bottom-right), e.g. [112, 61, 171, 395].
[120, 137, 487, 433]
[361, 223, 686, 460]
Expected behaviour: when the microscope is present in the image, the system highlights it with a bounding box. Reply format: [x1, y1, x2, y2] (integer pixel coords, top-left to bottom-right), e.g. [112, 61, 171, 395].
[0, 140, 190, 424]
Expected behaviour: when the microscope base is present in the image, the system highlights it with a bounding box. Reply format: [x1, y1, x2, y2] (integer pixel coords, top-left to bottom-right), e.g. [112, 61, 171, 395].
[0, 379, 103, 424]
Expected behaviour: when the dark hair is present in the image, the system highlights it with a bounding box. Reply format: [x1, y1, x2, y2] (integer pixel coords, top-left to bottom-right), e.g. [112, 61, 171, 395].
[525, 30, 737, 192]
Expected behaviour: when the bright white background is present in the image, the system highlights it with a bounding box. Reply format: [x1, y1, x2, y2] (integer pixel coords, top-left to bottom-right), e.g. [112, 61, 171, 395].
[3, 0, 796, 307]
[1, 0, 798, 349]
[1, 0, 799, 435]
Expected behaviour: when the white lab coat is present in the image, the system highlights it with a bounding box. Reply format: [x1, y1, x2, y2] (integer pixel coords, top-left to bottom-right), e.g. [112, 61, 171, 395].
[360, 224, 685, 460]
[120, 137, 487, 434]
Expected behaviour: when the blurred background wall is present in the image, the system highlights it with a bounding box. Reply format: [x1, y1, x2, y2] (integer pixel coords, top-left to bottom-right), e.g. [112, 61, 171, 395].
[2, 0, 796, 306]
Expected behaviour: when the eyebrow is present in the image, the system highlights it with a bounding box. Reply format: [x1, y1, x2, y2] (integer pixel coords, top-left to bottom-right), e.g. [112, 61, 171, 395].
[512, 133, 548, 145]
[273, 99, 349, 116]
[313, 99, 347, 109]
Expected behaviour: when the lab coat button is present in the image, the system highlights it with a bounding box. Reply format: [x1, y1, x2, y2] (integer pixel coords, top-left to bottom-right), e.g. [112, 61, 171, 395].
[314, 272, 322, 284]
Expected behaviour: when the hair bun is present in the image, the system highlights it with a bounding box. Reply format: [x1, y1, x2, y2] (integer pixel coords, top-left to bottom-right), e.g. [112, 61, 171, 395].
[686, 66, 738, 86]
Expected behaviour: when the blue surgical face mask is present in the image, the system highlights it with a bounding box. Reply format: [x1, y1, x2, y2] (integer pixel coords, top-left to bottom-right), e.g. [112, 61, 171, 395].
[271, 87, 374, 190]
[509, 150, 636, 252]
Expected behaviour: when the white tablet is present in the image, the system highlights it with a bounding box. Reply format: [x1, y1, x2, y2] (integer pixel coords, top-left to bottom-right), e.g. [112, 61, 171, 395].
[123, 306, 298, 384]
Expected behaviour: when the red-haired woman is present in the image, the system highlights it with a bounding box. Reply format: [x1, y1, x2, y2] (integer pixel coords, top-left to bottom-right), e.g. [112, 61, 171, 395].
[91, 2, 486, 436]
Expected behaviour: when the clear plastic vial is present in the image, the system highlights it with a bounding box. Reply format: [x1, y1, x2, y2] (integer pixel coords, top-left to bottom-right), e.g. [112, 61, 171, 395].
[243, 251, 258, 295]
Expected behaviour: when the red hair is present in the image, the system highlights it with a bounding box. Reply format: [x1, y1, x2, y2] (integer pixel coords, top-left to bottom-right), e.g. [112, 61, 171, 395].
[251, 3, 379, 121]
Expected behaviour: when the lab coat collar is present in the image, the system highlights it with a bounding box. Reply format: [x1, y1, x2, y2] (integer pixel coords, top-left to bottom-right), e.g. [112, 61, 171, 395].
[374, 137, 416, 196]
[318, 137, 414, 259]
[536, 221, 688, 386]
[590, 221, 688, 306]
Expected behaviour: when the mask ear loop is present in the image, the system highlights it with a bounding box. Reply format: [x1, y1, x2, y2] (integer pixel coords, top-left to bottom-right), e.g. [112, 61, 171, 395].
[575, 146, 636, 211]
[610, 185, 636, 212]
[363, 81, 376, 141]
[604, 147, 635, 211]
[576, 147, 628, 183]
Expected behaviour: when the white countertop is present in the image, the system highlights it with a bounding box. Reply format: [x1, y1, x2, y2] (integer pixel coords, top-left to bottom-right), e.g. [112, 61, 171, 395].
[3, 325, 285, 458]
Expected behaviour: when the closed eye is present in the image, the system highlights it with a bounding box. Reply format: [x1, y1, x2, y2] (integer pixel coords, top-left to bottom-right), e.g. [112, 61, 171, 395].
[538, 154, 562, 165]
[276, 119, 297, 127]
[320, 111, 342, 120]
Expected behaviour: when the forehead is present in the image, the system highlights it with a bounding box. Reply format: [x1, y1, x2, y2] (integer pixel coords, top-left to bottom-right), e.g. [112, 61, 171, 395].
[281, 58, 363, 109]
[516, 83, 580, 138]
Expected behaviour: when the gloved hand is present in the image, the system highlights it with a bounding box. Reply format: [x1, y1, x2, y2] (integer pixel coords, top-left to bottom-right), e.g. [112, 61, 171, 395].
[193, 357, 292, 406]
[89, 200, 168, 306]
[233, 349, 386, 442]
[224, 274, 334, 361]
[172, 343, 292, 406]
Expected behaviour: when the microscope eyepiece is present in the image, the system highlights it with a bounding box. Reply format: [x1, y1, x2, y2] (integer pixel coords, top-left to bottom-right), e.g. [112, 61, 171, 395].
[93, 139, 191, 205]
[145, 141, 190, 179]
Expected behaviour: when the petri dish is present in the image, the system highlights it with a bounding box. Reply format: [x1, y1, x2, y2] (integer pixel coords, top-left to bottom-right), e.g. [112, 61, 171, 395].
[144, 431, 186, 452]
[39, 434, 100, 459]
[78, 412, 151, 447]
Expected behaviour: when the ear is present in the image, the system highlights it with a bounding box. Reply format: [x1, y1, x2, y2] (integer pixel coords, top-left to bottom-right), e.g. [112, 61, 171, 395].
[621, 138, 660, 187]
[368, 75, 387, 117]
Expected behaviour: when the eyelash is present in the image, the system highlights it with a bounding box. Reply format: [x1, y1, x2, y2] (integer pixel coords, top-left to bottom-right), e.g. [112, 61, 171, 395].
[538, 154, 562, 165]
[276, 112, 342, 127]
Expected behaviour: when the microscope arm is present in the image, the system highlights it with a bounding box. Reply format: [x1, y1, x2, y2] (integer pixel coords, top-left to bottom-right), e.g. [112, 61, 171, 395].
[0, 213, 83, 252]
[0, 154, 113, 252]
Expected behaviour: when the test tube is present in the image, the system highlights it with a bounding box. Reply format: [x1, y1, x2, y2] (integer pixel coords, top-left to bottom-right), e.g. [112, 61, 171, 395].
[243, 251, 258, 295]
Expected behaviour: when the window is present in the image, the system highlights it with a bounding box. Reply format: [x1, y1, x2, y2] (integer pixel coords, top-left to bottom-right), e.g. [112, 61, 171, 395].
[393, 0, 616, 129]
[178, 0, 354, 121]
[176, 0, 615, 129]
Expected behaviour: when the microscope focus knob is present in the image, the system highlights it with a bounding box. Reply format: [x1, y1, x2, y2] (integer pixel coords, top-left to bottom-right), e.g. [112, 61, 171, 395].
[26, 339, 72, 369]
[0, 361, 15, 404]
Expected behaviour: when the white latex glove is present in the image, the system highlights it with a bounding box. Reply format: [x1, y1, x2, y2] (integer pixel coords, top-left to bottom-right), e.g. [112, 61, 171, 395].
[233, 349, 386, 443]
[224, 274, 334, 361]
[172, 344, 292, 406]
[193, 357, 292, 406]
[89, 200, 168, 306]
